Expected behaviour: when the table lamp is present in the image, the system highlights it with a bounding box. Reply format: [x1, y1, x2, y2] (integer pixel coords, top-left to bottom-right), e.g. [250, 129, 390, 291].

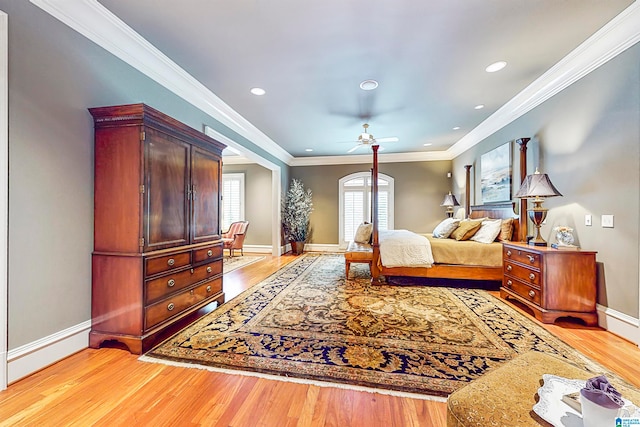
[515, 168, 562, 246]
[441, 192, 460, 218]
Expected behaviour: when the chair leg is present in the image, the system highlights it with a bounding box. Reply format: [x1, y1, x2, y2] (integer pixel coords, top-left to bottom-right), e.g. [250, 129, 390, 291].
[345, 261, 351, 278]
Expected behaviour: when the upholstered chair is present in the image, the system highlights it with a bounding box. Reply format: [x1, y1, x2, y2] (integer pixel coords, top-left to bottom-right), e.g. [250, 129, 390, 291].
[221, 221, 250, 257]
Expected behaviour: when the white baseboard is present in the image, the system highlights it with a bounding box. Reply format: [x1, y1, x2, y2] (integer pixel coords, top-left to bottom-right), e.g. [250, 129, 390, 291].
[241, 244, 340, 255]
[304, 244, 340, 253]
[597, 304, 639, 346]
[242, 244, 273, 254]
[7, 320, 90, 384]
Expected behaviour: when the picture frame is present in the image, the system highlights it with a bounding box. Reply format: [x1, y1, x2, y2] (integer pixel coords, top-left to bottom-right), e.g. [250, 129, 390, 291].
[480, 142, 512, 203]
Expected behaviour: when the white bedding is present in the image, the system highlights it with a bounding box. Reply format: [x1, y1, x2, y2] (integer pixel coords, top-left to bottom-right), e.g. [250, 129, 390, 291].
[379, 229, 434, 268]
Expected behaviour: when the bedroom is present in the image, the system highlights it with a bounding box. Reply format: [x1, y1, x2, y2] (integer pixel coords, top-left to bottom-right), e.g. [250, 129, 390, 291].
[0, 0, 639, 424]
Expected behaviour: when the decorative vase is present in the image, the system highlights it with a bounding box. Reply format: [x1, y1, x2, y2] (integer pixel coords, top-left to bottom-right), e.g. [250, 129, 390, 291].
[291, 241, 305, 255]
[556, 230, 574, 246]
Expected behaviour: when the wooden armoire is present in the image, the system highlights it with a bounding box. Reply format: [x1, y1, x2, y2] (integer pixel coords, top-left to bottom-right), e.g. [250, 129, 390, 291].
[89, 104, 226, 354]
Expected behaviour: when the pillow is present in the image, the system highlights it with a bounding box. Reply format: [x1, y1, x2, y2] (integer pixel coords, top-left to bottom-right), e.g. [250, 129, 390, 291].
[450, 219, 483, 241]
[471, 219, 503, 244]
[353, 222, 373, 243]
[432, 218, 460, 238]
[498, 218, 514, 242]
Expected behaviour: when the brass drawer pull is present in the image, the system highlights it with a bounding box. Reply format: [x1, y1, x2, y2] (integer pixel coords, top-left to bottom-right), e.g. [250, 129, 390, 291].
[167, 302, 175, 311]
[506, 280, 512, 287]
[207, 266, 212, 273]
[506, 250, 512, 257]
[527, 255, 535, 263]
[528, 290, 536, 298]
[506, 265, 512, 272]
[167, 279, 175, 287]
[206, 285, 211, 293]
[529, 273, 535, 280]
[207, 250, 213, 257]
[167, 258, 175, 266]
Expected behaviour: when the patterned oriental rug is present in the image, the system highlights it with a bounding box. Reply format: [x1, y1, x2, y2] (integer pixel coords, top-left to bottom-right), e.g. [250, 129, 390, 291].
[142, 253, 605, 399]
[222, 255, 265, 274]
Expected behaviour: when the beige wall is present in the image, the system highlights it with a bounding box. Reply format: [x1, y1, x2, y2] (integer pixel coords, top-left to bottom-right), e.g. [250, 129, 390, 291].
[292, 160, 452, 244]
[222, 163, 273, 246]
[453, 43, 640, 318]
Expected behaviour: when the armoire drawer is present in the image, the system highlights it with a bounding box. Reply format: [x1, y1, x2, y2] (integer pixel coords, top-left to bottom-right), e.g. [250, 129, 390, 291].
[503, 276, 542, 306]
[145, 261, 222, 304]
[144, 277, 222, 330]
[145, 252, 191, 277]
[193, 243, 223, 264]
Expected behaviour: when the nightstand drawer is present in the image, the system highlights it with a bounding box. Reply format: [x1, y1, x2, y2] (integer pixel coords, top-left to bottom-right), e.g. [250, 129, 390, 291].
[503, 277, 541, 306]
[504, 261, 541, 287]
[503, 246, 541, 268]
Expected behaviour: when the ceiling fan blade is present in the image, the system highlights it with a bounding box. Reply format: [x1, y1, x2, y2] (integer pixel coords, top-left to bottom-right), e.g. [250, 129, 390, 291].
[347, 144, 362, 153]
[375, 137, 399, 143]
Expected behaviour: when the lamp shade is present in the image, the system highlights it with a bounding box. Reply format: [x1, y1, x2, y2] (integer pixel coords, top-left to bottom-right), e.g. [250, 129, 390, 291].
[515, 168, 562, 199]
[441, 192, 460, 207]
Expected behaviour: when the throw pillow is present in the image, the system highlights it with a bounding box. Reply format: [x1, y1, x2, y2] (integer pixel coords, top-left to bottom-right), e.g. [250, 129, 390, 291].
[498, 218, 514, 242]
[354, 222, 373, 243]
[432, 218, 460, 238]
[471, 219, 503, 244]
[450, 219, 483, 241]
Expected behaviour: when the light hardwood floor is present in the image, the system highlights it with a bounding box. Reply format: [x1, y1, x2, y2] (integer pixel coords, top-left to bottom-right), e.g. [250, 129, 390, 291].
[0, 254, 639, 426]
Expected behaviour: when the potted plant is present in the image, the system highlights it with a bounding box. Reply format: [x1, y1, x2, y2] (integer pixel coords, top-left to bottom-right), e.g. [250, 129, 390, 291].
[282, 179, 313, 255]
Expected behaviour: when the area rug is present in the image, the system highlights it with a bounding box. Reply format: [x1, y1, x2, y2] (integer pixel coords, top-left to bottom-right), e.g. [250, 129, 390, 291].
[142, 253, 606, 399]
[222, 255, 265, 274]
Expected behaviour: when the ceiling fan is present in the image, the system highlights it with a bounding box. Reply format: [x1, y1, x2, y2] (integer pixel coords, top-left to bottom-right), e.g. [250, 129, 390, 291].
[344, 123, 399, 153]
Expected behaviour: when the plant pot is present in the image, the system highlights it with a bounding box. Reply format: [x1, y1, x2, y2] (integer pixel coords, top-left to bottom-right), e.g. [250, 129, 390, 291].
[291, 241, 305, 255]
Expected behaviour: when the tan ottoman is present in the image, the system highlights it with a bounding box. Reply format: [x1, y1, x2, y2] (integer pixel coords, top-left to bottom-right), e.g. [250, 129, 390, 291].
[447, 351, 640, 427]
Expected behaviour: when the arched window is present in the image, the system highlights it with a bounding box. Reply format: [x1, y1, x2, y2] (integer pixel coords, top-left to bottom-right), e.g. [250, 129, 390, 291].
[338, 172, 394, 247]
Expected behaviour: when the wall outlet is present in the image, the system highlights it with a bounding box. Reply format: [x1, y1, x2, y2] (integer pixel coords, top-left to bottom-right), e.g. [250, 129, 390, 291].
[585, 214, 592, 226]
[601, 214, 614, 228]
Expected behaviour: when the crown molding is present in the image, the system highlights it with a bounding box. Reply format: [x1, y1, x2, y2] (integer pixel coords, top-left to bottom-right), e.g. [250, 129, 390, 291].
[290, 149, 452, 167]
[32, 0, 640, 166]
[30, 0, 294, 166]
[447, 1, 640, 158]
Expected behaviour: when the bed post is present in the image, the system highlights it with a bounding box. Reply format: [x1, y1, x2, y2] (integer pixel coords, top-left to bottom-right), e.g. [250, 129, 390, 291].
[371, 145, 382, 285]
[516, 138, 530, 241]
[464, 165, 472, 219]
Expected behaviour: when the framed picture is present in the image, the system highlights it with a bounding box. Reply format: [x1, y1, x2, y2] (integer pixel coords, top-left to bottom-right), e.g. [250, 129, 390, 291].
[481, 142, 512, 203]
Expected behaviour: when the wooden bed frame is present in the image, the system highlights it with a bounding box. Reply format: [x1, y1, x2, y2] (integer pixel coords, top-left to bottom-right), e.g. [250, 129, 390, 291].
[370, 139, 530, 284]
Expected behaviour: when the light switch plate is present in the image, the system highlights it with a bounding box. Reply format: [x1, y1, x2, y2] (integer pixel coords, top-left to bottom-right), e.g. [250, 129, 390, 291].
[585, 214, 592, 226]
[602, 214, 614, 228]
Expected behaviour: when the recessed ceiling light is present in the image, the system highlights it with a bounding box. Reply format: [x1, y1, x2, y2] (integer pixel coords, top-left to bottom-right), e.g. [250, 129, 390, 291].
[453, 126, 461, 130]
[485, 61, 507, 73]
[359, 79, 379, 91]
[305, 148, 313, 152]
[423, 143, 432, 147]
[250, 87, 266, 96]
[474, 104, 485, 110]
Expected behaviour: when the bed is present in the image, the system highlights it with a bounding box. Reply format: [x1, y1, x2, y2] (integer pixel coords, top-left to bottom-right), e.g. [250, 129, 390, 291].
[370, 139, 530, 284]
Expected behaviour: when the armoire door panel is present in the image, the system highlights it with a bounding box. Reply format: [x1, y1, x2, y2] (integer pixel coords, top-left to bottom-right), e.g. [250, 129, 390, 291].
[191, 147, 221, 243]
[144, 129, 190, 250]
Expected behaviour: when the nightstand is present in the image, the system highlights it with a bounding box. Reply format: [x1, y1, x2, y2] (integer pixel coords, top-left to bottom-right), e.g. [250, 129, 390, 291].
[501, 242, 598, 326]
